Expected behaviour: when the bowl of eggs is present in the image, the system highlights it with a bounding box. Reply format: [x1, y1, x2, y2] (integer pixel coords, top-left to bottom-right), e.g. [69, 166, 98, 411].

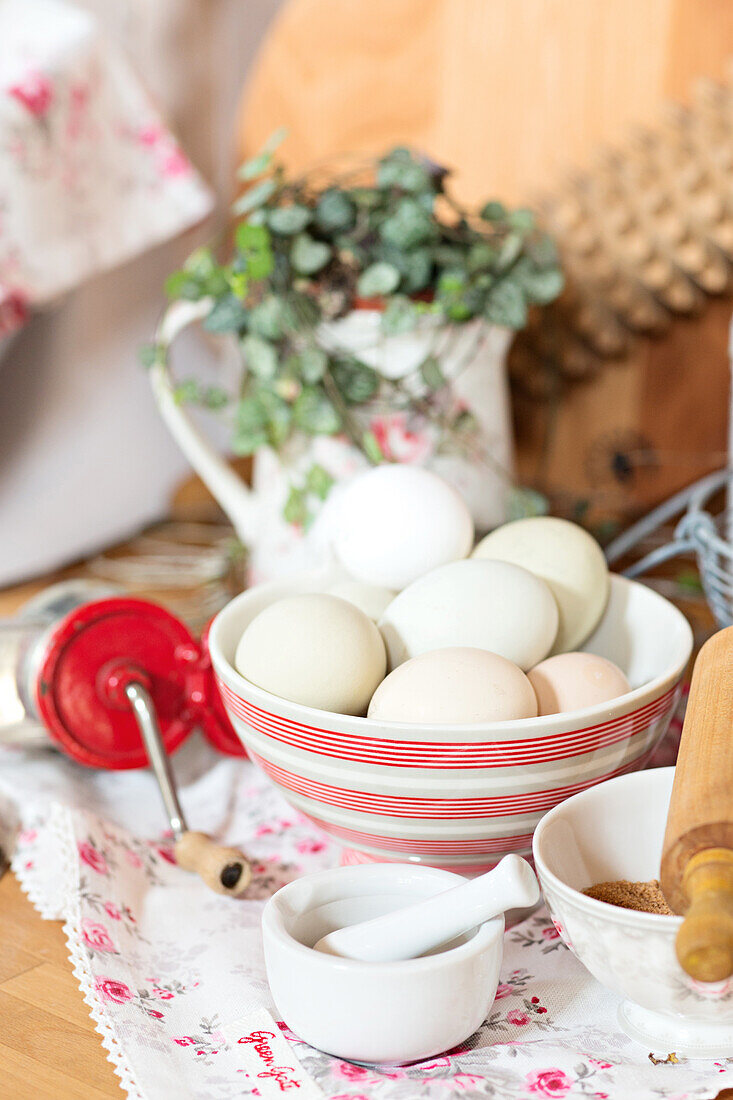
[209, 467, 693, 871]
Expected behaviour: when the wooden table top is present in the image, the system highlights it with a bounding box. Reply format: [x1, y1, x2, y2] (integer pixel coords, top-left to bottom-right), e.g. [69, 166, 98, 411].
[0, 872, 121, 1098]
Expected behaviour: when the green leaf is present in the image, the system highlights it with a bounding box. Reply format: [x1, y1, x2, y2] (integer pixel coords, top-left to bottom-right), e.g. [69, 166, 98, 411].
[235, 223, 270, 252]
[235, 222, 274, 282]
[233, 396, 268, 454]
[227, 271, 249, 300]
[497, 232, 523, 271]
[331, 359, 379, 404]
[377, 148, 433, 193]
[259, 389, 292, 447]
[164, 270, 203, 300]
[520, 267, 565, 305]
[268, 204, 311, 235]
[315, 189, 356, 232]
[399, 247, 433, 292]
[232, 178, 277, 215]
[484, 280, 528, 329]
[203, 296, 248, 333]
[202, 386, 229, 410]
[380, 295, 418, 335]
[139, 342, 164, 369]
[293, 387, 341, 434]
[420, 355, 445, 390]
[290, 233, 332, 275]
[262, 126, 288, 155]
[433, 244, 465, 268]
[436, 269, 474, 321]
[380, 198, 436, 250]
[173, 379, 201, 405]
[284, 291, 320, 331]
[357, 261, 400, 297]
[237, 127, 287, 180]
[480, 200, 506, 222]
[305, 463, 335, 500]
[437, 269, 467, 297]
[507, 486, 549, 521]
[183, 247, 217, 278]
[467, 241, 498, 274]
[297, 346, 328, 383]
[350, 187, 381, 209]
[248, 296, 284, 340]
[283, 485, 309, 526]
[361, 429, 385, 464]
[528, 234, 559, 268]
[238, 151, 271, 181]
[242, 334, 278, 379]
[507, 208, 535, 233]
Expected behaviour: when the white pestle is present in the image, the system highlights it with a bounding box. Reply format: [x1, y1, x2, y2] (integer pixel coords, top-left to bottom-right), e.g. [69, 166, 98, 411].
[314, 854, 540, 962]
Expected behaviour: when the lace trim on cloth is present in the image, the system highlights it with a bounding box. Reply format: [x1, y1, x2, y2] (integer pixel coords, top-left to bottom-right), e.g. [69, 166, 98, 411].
[12, 802, 146, 1100]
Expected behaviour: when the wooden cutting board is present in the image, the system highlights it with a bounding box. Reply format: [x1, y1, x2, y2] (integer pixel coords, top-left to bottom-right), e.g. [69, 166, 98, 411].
[238, 0, 733, 206]
[236, 0, 733, 526]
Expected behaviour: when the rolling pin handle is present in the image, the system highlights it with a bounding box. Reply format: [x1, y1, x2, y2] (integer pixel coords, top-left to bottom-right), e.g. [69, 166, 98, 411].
[676, 848, 733, 983]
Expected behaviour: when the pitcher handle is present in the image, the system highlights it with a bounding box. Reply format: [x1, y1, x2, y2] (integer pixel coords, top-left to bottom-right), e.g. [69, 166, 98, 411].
[150, 299, 260, 545]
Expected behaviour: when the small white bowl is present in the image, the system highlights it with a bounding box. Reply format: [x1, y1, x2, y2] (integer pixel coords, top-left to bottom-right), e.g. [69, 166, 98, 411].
[210, 572, 692, 871]
[533, 767, 733, 1058]
[262, 862, 503, 1065]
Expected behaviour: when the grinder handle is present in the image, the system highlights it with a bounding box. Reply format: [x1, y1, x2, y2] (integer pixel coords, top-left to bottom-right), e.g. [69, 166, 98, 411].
[660, 626, 733, 981]
[175, 832, 251, 897]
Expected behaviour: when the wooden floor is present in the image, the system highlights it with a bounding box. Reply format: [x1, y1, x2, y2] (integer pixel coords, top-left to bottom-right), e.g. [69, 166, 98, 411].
[0, 872, 121, 1099]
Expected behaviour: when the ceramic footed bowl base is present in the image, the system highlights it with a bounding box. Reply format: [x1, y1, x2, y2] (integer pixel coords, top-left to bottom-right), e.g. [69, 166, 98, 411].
[339, 846, 499, 875]
[617, 1000, 733, 1059]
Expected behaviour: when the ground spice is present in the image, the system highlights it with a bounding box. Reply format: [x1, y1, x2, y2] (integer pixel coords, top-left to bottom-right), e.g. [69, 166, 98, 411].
[583, 879, 673, 915]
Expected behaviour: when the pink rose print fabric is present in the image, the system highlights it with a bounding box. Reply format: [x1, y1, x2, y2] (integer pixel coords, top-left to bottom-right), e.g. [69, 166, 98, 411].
[0, 0, 211, 314]
[0, 732, 731, 1100]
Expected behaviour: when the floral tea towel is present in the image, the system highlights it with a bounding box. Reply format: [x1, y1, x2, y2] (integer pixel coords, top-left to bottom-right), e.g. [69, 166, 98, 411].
[1, 739, 731, 1100]
[0, 0, 212, 325]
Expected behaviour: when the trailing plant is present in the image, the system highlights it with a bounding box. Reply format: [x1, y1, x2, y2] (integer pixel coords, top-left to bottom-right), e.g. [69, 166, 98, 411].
[145, 133, 563, 523]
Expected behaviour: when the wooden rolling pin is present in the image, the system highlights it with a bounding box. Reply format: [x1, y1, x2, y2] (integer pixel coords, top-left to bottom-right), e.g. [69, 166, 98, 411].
[660, 626, 733, 982]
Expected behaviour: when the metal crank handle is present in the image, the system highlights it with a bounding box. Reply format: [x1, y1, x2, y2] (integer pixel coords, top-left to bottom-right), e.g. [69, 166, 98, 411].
[125, 682, 251, 897]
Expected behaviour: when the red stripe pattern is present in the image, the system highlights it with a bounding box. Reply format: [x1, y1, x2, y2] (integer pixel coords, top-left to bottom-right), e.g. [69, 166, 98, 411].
[219, 680, 677, 769]
[308, 817, 535, 855]
[218, 674, 679, 869]
[248, 750, 646, 819]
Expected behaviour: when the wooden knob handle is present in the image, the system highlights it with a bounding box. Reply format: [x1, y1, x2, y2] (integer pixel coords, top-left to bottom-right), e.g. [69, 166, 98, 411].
[676, 849, 733, 982]
[174, 831, 251, 897]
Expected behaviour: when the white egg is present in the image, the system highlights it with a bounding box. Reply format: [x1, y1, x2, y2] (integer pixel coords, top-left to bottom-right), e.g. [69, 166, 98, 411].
[528, 652, 630, 716]
[333, 465, 474, 590]
[235, 594, 386, 715]
[472, 516, 609, 653]
[368, 647, 538, 724]
[326, 577, 396, 621]
[379, 558, 558, 671]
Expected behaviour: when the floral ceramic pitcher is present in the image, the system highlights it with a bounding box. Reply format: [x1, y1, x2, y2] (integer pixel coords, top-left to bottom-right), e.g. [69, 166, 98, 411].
[150, 300, 514, 583]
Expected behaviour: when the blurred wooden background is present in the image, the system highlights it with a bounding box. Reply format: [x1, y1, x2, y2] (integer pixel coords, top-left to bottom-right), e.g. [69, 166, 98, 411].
[235, 0, 733, 531]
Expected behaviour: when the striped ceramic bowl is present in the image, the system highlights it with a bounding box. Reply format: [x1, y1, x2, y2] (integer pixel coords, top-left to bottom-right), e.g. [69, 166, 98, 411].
[208, 573, 692, 872]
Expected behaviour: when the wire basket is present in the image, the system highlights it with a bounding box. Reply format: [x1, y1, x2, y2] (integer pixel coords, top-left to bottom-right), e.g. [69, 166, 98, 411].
[605, 468, 733, 629]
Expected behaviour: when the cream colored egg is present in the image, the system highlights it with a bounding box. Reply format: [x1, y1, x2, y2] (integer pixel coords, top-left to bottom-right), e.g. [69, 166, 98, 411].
[379, 558, 558, 671]
[472, 516, 609, 653]
[528, 652, 630, 716]
[235, 594, 386, 715]
[327, 577, 396, 621]
[368, 647, 538, 724]
[333, 465, 474, 590]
